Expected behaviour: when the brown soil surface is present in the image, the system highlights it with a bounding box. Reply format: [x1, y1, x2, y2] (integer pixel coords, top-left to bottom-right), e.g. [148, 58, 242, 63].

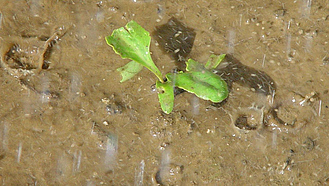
[0, 0, 328, 185]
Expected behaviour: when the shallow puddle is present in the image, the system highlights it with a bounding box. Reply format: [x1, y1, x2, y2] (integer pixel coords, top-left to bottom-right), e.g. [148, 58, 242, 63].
[0, 0, 328, 185]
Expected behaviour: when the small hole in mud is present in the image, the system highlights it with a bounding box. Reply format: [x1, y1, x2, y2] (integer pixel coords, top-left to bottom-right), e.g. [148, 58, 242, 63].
[42, 60, 50, 69]
[235, 114, 258, 130]
[155, 170, 163, 185]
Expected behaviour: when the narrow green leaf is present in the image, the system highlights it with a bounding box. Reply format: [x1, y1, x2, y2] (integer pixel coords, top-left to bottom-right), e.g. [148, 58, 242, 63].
[205, 54, 226, 69]
[116, 61, 144, 82]
[105, 21, 163, 82]
[156, 80, 174, 114]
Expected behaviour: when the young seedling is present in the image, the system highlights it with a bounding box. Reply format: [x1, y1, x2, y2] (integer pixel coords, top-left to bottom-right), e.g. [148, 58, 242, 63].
[105, 20, 228, 114]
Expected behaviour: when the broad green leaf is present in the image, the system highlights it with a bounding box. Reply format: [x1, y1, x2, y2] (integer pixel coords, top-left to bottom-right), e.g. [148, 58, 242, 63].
[167, 59, 228, 103]
[105, 21, 163, 82]
[167, 71, 228, 103]
[156, 80, 174, 114]
[205, 54, 226, 69]
[186, 59, 227, 91]
[116, 61, 144, 82]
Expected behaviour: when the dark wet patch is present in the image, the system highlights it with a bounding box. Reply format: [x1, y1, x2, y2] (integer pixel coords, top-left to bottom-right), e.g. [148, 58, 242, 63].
[154, 17, 196, 70]
[215, 54, 276, 96]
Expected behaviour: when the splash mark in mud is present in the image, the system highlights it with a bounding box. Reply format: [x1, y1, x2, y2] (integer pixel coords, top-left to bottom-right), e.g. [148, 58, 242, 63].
[0, 27, 67, 99]
[235, 114, 258, 130]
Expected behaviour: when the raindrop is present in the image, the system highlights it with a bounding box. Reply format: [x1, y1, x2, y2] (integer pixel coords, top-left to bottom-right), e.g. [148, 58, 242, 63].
[96, 10, 104, 23]
[227, 30, 235, 54]
[73, 150, 82, 172]
[17, 142, 22, 163]
[300, 0, 312, 18]
[272, 129, 277, 148]
[0, 12, 2, 29]
[134, 160, 145, 186]
[304, 34, 313, 53]
[40, 75, 50, 103]
[104, 133, 118, 171]
[191, 96, 200, 115]
[318, 100, 322, 116]
[0, 122, 9, 152]
[157, 4, 165, 20]
[69, 72, 82, 101]
[286, 33, 291, 59]
[57, 151, 72, 181]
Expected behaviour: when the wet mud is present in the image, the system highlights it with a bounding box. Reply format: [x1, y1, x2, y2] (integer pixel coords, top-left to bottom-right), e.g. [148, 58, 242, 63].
[0, 0, 329, 185]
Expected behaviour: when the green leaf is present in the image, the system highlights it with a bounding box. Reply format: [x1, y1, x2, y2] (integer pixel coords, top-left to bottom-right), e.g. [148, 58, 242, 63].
[105, 20, 163, 82]
[166, 59, 228, 103]
[205, 54, 226, 69]
[116, 61, 144, 82]
[167, 71, 228, 103]
[186, 58, 205, 72]
[156, 80, 174, 114]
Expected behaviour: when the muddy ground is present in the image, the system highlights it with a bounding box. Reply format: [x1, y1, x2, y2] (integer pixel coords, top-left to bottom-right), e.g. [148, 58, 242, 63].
[0, 0, 328, 185]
